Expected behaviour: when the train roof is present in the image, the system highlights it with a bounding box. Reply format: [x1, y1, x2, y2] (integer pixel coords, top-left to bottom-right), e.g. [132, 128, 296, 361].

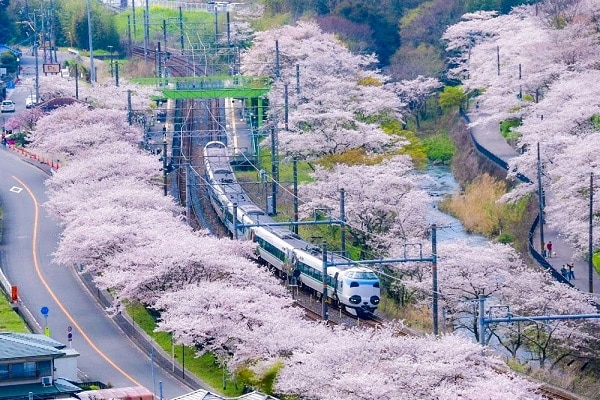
[204, 142, 378, 276]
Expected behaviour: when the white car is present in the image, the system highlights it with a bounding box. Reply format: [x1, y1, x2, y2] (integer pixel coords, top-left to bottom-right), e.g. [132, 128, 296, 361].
[25, 95, 38, 108]
[1, 100, 15, 113]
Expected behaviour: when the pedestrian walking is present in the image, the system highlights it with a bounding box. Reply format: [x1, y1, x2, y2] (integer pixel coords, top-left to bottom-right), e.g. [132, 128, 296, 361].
[541, 241, 546, 257]
[560, 265, 568, 279]
[567, 263, 575, 280]
[546, 241, 553, 258]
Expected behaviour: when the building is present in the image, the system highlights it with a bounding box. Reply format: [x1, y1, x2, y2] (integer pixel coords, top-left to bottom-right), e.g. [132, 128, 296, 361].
[0, 332, 81, 400]
[171, 389, 280, 400]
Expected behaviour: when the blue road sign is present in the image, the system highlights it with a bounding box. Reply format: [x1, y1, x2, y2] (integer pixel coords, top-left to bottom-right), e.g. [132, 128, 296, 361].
[40, 306, 49, 316]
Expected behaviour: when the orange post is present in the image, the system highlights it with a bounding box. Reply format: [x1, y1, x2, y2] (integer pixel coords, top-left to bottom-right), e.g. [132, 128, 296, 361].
[11, 286, 18, 302]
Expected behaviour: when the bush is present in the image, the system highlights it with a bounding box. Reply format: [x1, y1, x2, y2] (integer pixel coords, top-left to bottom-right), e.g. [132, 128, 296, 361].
[423, 132, 455, 165]
[500, 118, 521, 140]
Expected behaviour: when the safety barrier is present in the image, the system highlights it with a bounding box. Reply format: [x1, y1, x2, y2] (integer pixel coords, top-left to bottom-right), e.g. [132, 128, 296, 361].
[8, 144, 61, 170]
[461, 108, 570, 286]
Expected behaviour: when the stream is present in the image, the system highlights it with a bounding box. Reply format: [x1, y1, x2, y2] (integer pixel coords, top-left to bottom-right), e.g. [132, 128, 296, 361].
[418, 165, 488, 246]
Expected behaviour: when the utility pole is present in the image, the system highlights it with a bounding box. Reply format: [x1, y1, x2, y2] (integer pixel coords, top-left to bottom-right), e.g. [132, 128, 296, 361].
[293, 156, 298, 234]
[270, 127, 278, 215]
[321, 242, 328, 321]
[108, 45, 113, 77]
[432, 224, 438, 336]
[74, 63, 78, 99]
[86, 0, 95, 85]
[296, 64, 300, 95]
[34, 42, 40, 101]
[589, 172, 594, 293]
[284, 83, 289, 131]
[340, 188, 346, 256]
[537, 143, 545, 254]
[127, 15, 132, 56]
[275, 40, 280, 78]
[179, 7, 184, 55]
[163, 129, 168, 196]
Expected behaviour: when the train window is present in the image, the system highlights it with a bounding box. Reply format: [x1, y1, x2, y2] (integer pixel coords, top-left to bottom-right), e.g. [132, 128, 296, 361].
[374, 282, 380, 288]
[347, 271, 378, 280]
[350, 282, 359, 288]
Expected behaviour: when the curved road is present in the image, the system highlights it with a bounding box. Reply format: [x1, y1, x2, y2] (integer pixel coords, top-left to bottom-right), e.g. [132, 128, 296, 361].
[0, 148, 193, 399]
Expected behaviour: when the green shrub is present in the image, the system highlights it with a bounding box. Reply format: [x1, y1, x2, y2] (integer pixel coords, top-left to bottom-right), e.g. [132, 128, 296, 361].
[500, 118, 521, 140]
[497, 232, 514, 244]
[422, 132, 455, 165]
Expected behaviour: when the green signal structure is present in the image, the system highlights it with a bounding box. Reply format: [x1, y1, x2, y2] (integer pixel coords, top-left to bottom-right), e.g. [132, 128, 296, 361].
[131, 75, 271, 100]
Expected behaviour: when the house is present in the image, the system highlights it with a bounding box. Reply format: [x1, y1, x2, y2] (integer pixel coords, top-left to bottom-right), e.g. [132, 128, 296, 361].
[0, 332, 82, 400]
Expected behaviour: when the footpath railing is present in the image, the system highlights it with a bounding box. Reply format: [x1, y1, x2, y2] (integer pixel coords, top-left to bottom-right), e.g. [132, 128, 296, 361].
[460, 108, 572, 286]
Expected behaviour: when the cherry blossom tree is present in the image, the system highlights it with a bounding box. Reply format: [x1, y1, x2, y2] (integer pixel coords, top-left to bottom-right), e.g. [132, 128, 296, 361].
[387, 76, 443, 128]
[276, 328, 542, 399]
[242, 21, 403, 159]
[3, 108, 44, 133]
[298, 156, 430, 252]
[385, 240, 600, 367]
[444, 3, 600, 252]
[28, 104, 143, 157]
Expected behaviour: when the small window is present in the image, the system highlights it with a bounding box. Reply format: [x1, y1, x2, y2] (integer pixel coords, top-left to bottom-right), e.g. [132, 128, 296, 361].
[23, 362, 36, 378]
[0, 364, 9, 380]
[350, 282, 359, 288]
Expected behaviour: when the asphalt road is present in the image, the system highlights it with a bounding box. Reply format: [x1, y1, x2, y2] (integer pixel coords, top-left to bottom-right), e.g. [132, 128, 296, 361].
[0, 147, 194, 399]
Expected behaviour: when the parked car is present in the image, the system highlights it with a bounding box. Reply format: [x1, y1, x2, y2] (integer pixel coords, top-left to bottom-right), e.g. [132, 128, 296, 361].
[1, 100, 15, 113]
[25, 95, 37, 108]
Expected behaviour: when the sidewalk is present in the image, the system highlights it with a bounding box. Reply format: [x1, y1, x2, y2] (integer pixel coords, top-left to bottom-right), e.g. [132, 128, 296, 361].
[468, 111, 600, 296]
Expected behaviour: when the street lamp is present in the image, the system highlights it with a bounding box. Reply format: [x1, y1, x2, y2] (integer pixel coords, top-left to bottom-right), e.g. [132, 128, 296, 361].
[108, 45, 113, 77]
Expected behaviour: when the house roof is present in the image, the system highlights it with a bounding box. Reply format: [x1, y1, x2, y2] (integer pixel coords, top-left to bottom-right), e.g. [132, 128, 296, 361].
[0, 377, 82, 400]
[171, 390, 280, 400]
[0, 333, 66, 361]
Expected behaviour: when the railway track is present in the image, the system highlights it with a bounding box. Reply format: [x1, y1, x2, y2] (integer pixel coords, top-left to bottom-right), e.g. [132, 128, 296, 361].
[539, 384, 589, 400]
[130, 45, 203, 77]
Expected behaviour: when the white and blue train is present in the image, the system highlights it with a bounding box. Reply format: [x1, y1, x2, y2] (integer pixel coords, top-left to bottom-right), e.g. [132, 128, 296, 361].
[203, 141, 381, 317]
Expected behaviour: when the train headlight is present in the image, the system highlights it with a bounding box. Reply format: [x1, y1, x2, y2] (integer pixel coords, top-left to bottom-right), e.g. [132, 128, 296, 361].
[349, 295, 361, 305]
[370, 296, 380, 305]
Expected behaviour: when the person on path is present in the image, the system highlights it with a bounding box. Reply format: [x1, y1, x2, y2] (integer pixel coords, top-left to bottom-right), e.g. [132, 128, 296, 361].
[567, 263, 575, 280]
[561, 265, 568, 279]
[546, 241, 553, 258]
[541, 241, 546, 257]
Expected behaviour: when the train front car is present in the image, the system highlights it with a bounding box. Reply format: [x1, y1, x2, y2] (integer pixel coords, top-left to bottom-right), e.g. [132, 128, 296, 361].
[292, 248, 381, 318]
[337, 267, 380, 317]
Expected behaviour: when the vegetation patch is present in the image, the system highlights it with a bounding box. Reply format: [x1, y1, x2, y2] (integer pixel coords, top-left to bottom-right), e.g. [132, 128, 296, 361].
[381, 119, 428, 167]
[440, 173, 528, 242]
[0, 299, 29, 333]
[126, 302, 245, 396]
[422, 131, 455, 165]
[500, 118, 522, 141]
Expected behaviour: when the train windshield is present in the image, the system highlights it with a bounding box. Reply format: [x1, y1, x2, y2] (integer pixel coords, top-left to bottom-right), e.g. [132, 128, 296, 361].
[347, 271, 378, 280]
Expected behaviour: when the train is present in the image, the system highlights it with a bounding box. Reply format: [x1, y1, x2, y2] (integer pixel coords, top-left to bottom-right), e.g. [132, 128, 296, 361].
[203, 141, 381, 317]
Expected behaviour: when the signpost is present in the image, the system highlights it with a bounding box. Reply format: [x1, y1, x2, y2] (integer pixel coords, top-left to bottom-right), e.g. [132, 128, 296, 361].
[40, 306, 50, 337]
[67, 326, 73, 347]
[43, 63, 60, 74]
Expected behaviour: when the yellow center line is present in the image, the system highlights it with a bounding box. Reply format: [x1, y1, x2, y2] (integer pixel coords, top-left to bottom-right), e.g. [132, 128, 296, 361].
[13, 176, 141, 387]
